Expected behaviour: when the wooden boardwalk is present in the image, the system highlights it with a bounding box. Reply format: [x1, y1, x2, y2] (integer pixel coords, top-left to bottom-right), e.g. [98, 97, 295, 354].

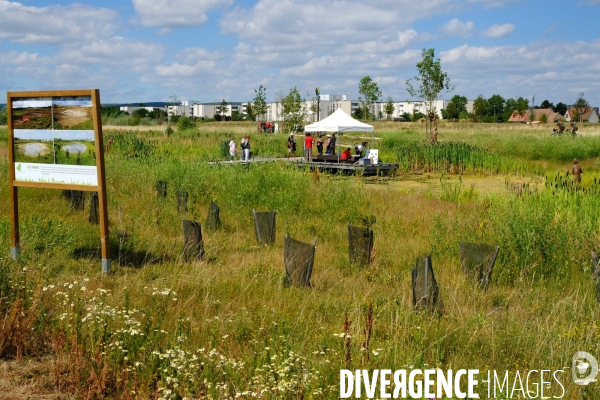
[208, 157, 398, 176]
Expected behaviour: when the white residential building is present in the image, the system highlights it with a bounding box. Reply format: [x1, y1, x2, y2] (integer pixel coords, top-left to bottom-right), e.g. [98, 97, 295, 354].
[371, 100, 450, 120]
[260, 94, 353, 122]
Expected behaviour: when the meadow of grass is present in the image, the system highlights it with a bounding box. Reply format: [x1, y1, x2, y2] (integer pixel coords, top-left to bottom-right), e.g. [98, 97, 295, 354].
[0, 122, 600, 399]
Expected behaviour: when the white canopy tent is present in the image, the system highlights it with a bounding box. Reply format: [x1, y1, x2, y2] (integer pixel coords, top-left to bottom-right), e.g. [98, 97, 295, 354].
[303, 109, 374, 162]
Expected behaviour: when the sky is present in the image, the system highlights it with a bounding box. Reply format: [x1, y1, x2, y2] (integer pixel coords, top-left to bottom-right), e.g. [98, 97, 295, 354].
[1, 0, 600, 105]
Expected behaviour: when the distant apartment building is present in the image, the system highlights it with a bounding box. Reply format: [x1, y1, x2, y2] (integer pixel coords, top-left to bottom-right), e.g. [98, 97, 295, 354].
[260, 94, 353, 122]
[191, 102, 246, 119]
[371, 100, 450, 120]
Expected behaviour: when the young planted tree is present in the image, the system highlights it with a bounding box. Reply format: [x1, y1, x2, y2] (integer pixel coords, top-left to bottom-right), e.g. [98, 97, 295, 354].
[282, 87, 305, 133]
[245, 102, 255, 121]
[406, 48, 453, 137]
[253, 85, 268, 122]
[217, 99, 229, 121]
[358, 76, 382, 121]
[384, 97, 395, 120]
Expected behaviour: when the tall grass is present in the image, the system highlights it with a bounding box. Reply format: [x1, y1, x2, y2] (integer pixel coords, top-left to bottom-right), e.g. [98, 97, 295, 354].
[0, 124, 599, 398]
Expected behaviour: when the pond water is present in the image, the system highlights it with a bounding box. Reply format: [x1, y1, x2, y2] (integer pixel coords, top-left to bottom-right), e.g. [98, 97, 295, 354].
[61, 143, 88, 154]
[20, 143, 50, 157]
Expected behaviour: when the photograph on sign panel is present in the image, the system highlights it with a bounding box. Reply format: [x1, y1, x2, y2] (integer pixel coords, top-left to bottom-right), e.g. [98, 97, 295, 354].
[52, 130, 96, 166]
[12, 98, 54, 130]
[52, 96, 93, 130]
[13, 129, 55, 164]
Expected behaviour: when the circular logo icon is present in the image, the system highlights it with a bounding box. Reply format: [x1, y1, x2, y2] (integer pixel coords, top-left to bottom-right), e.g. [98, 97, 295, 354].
[572, 351, 598, 386]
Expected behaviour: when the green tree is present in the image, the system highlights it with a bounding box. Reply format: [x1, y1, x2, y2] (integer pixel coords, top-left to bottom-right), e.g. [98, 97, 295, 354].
[573, 92, 590, 124]
[406, 48, 453, 135]
[245, 102, 255, 121]
[487, 94, 505, 119]
[443, 94, 467, 120]
[514, 97, 529, 122]
[178, 116, 196, 130]
[504, 97, 529, 122]
[282, 87, 305, 133]
[472, 95, 488, 122]
[352, 107, 364, 120]
[540, 99, 554, 109]
[216, 99, 228, 121]
[132, 108, 149, 119]
[384, 97, 395, 120]
[400, 112, 412, 121]
[450, 95, 468, 115]
[553, 102, 568, 116]
[358, 76, 382, 120]
[253, 85, 268, 122]
[504, 98, 516, 122]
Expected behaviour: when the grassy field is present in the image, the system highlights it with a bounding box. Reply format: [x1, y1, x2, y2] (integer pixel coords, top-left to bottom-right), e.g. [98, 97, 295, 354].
[1, 122, 600, 399]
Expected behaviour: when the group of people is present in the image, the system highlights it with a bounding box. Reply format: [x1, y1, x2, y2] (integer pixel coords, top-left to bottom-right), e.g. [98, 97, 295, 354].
[287, 132, 339, 160]
[257, 121, 275, 133]
[229, 135, 251, 162]
[286, 132, 366, 162]
[553, 121, 578, 135]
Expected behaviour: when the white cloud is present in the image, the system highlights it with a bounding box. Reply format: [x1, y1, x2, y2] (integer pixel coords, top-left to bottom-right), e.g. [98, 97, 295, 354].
[132, 0, 231, 28]
[482, 23, 515, 38]
[155, 60, 217, 77]
[57, 38, 164, 72]
[587, 0, 600, 4]
[0, 0, 118, 45]
[439, 40, 600, 103]
[439, 18, 476, 38]
[221, 0, 451, 48]
[468, 0, 520, 8]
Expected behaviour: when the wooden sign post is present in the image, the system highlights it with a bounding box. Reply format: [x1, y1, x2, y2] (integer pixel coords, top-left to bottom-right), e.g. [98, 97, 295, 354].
[7, 89, 111, 273]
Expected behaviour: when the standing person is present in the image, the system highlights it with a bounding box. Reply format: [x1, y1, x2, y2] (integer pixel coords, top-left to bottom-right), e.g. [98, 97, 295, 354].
[229, 136, 236, 161]
[324, 135, 331, 154]
[243, 135, 251, 162]
[287, 133, 296, 158]
[304, 132, 313, 161]
[316, 133, 324, 155]
[572, 158, 582, 184]
[329, 133, 337, 155]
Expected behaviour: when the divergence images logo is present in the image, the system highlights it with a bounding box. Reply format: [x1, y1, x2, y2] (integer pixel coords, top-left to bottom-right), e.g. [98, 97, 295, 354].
[572, 352, 598, 386]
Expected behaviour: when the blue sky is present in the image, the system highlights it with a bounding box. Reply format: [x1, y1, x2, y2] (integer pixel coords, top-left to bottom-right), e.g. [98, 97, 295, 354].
[1, 0, 600, 105]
